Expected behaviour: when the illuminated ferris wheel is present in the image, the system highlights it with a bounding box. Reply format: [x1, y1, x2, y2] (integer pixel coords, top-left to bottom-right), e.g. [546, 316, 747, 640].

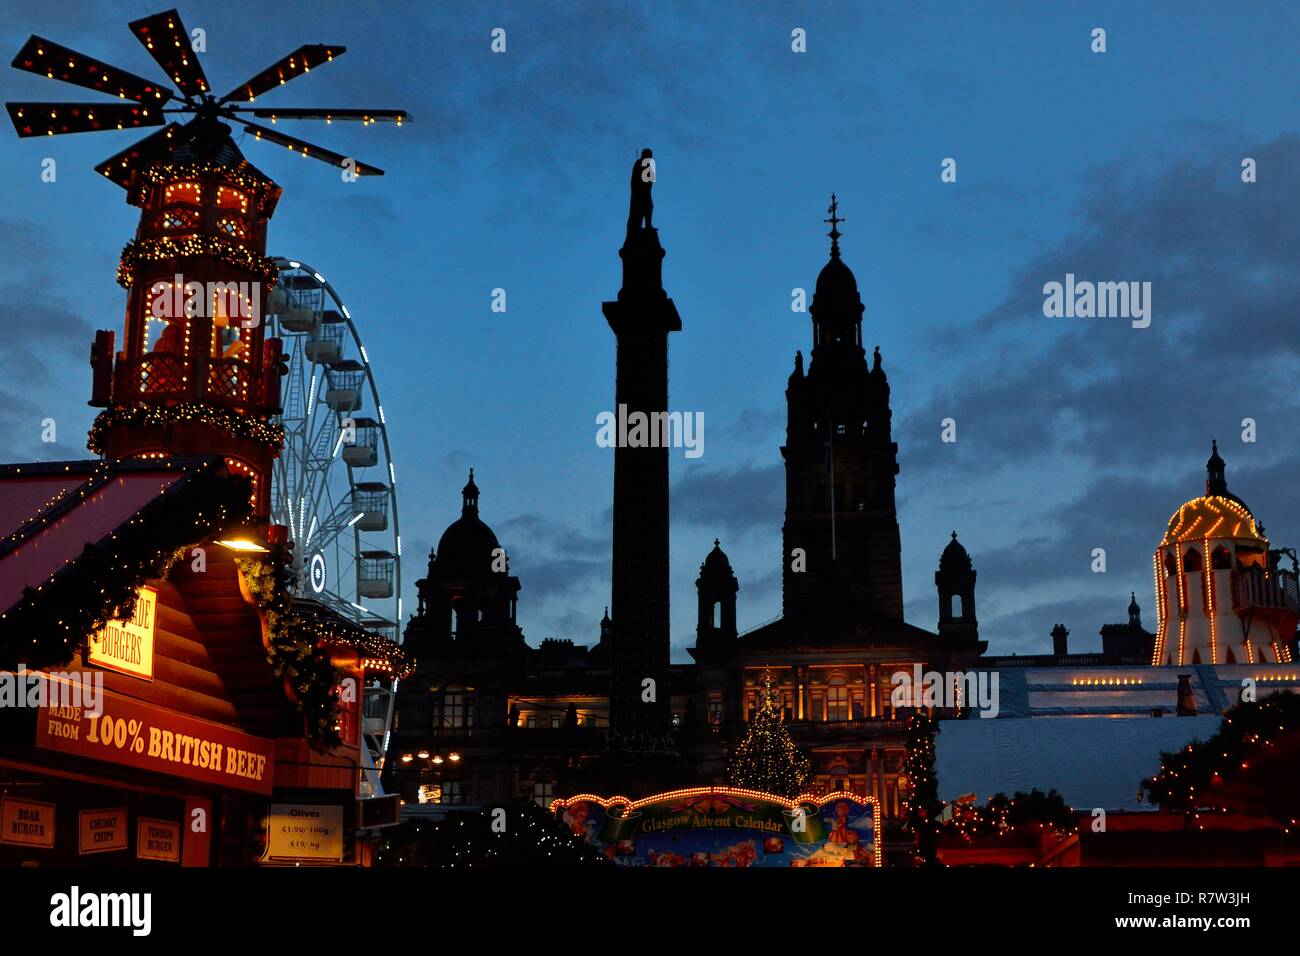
[265, 258, 402, 644]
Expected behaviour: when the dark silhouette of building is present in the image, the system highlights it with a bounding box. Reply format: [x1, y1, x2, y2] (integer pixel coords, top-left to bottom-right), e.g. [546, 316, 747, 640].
[1100, 594, 1156, 660]
[602, 160, 681, 754]
[936, 532, 979, 647]
[782, 196, 903, 620]
[695, 540, 739, 655]
[383, 164, 1300, 867]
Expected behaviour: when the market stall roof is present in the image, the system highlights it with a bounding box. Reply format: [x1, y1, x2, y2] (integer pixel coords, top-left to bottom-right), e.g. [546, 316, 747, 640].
[935, 715, 1222, 811]
[293, 595, 411, 677]
[0, 456, 252, 666]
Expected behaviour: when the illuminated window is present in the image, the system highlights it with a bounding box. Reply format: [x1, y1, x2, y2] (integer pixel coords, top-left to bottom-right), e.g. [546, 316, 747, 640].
[217, 186, 248, 212]
[532, 781, 554, 808]
[164, 181, 201, 205]
[440, 689, 472, 730]
[1183, 548, 1202, 573]
[1236, 547, 1266, 570]
[827, 675, 850, 721]
[161, 209, 197, 231]
[217, 217, 247, 239]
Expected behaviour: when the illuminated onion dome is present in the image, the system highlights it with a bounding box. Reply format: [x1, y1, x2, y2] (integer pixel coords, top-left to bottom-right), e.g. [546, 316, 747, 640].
[1160, 441, 1261, 547]
[1151, 442, 1296, 667]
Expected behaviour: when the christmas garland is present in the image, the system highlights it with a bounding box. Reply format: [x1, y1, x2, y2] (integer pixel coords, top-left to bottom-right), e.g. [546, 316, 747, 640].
[1143, 690, 1300, 819]
[88, 403, 284, 455]
[235, 545, 343, 752]
[0, 462, 253, 669]
[117, 234, 280, 288]
[375, 800, 608, 868]
[939, 788, 1075, 843]
[132, 161, 279, 213]
[294, 614, 412, 679]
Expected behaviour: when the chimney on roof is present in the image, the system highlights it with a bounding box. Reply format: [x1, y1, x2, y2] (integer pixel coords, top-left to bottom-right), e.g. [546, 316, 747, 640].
[1051, 623, 1069, 657]
[1176, 674, 1197, 716]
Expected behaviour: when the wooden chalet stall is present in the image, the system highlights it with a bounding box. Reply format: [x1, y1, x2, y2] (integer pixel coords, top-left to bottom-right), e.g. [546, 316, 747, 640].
[0, 457, 405, 865]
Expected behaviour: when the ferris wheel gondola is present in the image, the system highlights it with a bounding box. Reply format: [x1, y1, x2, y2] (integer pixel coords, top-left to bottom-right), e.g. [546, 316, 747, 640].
[266, 258, 401, 785]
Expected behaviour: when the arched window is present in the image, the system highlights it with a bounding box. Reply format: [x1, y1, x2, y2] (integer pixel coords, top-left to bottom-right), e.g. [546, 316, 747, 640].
[163, 181, 201, 206]
[712, 602, 720, 628]
[1182, 548, 1202, 573]
[1164, 550, 1177, 576]
[1210, 546, 1231, 570]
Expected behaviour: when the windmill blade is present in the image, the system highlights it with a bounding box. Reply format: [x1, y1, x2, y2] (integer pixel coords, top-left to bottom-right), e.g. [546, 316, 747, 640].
[218, 44, 345, 104]
[128, 9, 209, 97]
[94, 122, 190, 189]
[11, 35, 173, 104]
[6, 101, 164, 137]
[235, 118, 384, 175]
[246, 107, 409, 126]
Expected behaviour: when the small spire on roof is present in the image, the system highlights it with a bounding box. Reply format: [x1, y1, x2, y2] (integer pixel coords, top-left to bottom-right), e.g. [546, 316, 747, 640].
[824, 193, 844, 260]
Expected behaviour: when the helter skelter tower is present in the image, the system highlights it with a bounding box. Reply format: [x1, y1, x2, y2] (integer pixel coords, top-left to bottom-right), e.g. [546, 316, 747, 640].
[5, 8, 409, 520]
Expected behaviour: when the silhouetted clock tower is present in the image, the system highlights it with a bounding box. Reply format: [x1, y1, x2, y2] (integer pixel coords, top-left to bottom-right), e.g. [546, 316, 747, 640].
[782, 197, 904, 620]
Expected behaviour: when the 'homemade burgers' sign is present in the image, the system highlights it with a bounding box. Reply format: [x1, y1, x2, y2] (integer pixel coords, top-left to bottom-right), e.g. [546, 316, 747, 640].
[87, 586, 156, 680]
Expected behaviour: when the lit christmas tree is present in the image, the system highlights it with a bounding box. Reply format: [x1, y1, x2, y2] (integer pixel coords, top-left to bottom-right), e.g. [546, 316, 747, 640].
[724, 671, 811, 797]
[903, 709, 941, 865]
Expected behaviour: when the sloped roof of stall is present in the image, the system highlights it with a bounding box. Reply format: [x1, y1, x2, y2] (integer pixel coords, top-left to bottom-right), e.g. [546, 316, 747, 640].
[0, 456, 251, 665]
[936, 714, 1222, 811]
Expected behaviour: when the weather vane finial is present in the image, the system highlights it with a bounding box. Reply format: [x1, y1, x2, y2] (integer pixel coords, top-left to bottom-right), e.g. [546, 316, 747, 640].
[824, 193, 844, 259]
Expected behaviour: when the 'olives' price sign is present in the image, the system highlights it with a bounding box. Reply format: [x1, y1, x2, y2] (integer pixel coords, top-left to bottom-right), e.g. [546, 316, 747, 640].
[260, 804, 345, 865]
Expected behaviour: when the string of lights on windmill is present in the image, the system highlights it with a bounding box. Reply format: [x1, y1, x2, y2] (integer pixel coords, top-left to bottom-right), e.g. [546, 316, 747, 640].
[6, 9, 409, 184]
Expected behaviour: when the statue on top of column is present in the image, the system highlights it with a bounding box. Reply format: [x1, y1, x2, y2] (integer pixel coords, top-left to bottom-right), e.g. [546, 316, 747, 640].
[627, 147, 654, 234]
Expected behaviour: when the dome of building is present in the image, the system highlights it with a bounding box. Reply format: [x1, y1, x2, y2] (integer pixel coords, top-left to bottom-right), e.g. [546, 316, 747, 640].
[433, 469, 503, 579]
[814, 255, 859, 306]
[1160, 443, 1262, 547]
[1160, 495, 1263, 547]
[939, 531, 972, 572]
[701, 539, 733, 575]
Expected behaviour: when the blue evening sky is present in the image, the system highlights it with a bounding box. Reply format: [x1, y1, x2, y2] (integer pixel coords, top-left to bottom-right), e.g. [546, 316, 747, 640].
[2, 1, 1297, 659]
